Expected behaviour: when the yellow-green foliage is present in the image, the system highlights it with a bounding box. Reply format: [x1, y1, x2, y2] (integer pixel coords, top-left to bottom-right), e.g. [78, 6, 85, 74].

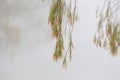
[94, 0, 120, 56]
[48, 0, 77, 67]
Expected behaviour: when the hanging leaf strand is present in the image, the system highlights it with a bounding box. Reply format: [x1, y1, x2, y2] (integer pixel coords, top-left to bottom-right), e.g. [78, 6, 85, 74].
[48, 0, 77, 67]
[94, 0, 120, 56]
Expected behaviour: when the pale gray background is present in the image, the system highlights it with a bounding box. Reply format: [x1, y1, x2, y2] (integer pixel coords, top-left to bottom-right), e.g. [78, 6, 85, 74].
[0, 0, 120, 80]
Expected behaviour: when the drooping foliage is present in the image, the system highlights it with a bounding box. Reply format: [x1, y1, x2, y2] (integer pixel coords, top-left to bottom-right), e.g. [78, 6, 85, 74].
[48, 0, 77, 67]
[94, 0, 120, 55]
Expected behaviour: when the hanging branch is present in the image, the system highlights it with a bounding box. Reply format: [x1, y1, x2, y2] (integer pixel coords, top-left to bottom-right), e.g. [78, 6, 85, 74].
[94, 0, 120, 56]
[48, 0, 78, 67]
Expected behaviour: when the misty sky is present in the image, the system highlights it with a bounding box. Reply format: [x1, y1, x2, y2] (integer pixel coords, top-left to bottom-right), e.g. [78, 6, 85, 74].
[0, 0, 120, 80]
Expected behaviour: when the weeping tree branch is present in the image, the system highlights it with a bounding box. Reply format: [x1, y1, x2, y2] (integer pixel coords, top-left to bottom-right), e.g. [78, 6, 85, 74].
[48, 0, 78, 68]
[94, 0, 120, 56]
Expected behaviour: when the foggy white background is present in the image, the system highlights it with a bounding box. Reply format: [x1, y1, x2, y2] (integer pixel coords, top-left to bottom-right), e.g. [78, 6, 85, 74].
[0, 0, 120, 80]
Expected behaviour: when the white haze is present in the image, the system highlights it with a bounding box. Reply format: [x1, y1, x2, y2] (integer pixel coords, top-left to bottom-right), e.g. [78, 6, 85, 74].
[0, 0, 120, 80]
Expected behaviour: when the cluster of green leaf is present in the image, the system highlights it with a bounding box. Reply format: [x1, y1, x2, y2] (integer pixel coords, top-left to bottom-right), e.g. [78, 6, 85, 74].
[94, 0, 120, 56]
[48, 0, 77, 67]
